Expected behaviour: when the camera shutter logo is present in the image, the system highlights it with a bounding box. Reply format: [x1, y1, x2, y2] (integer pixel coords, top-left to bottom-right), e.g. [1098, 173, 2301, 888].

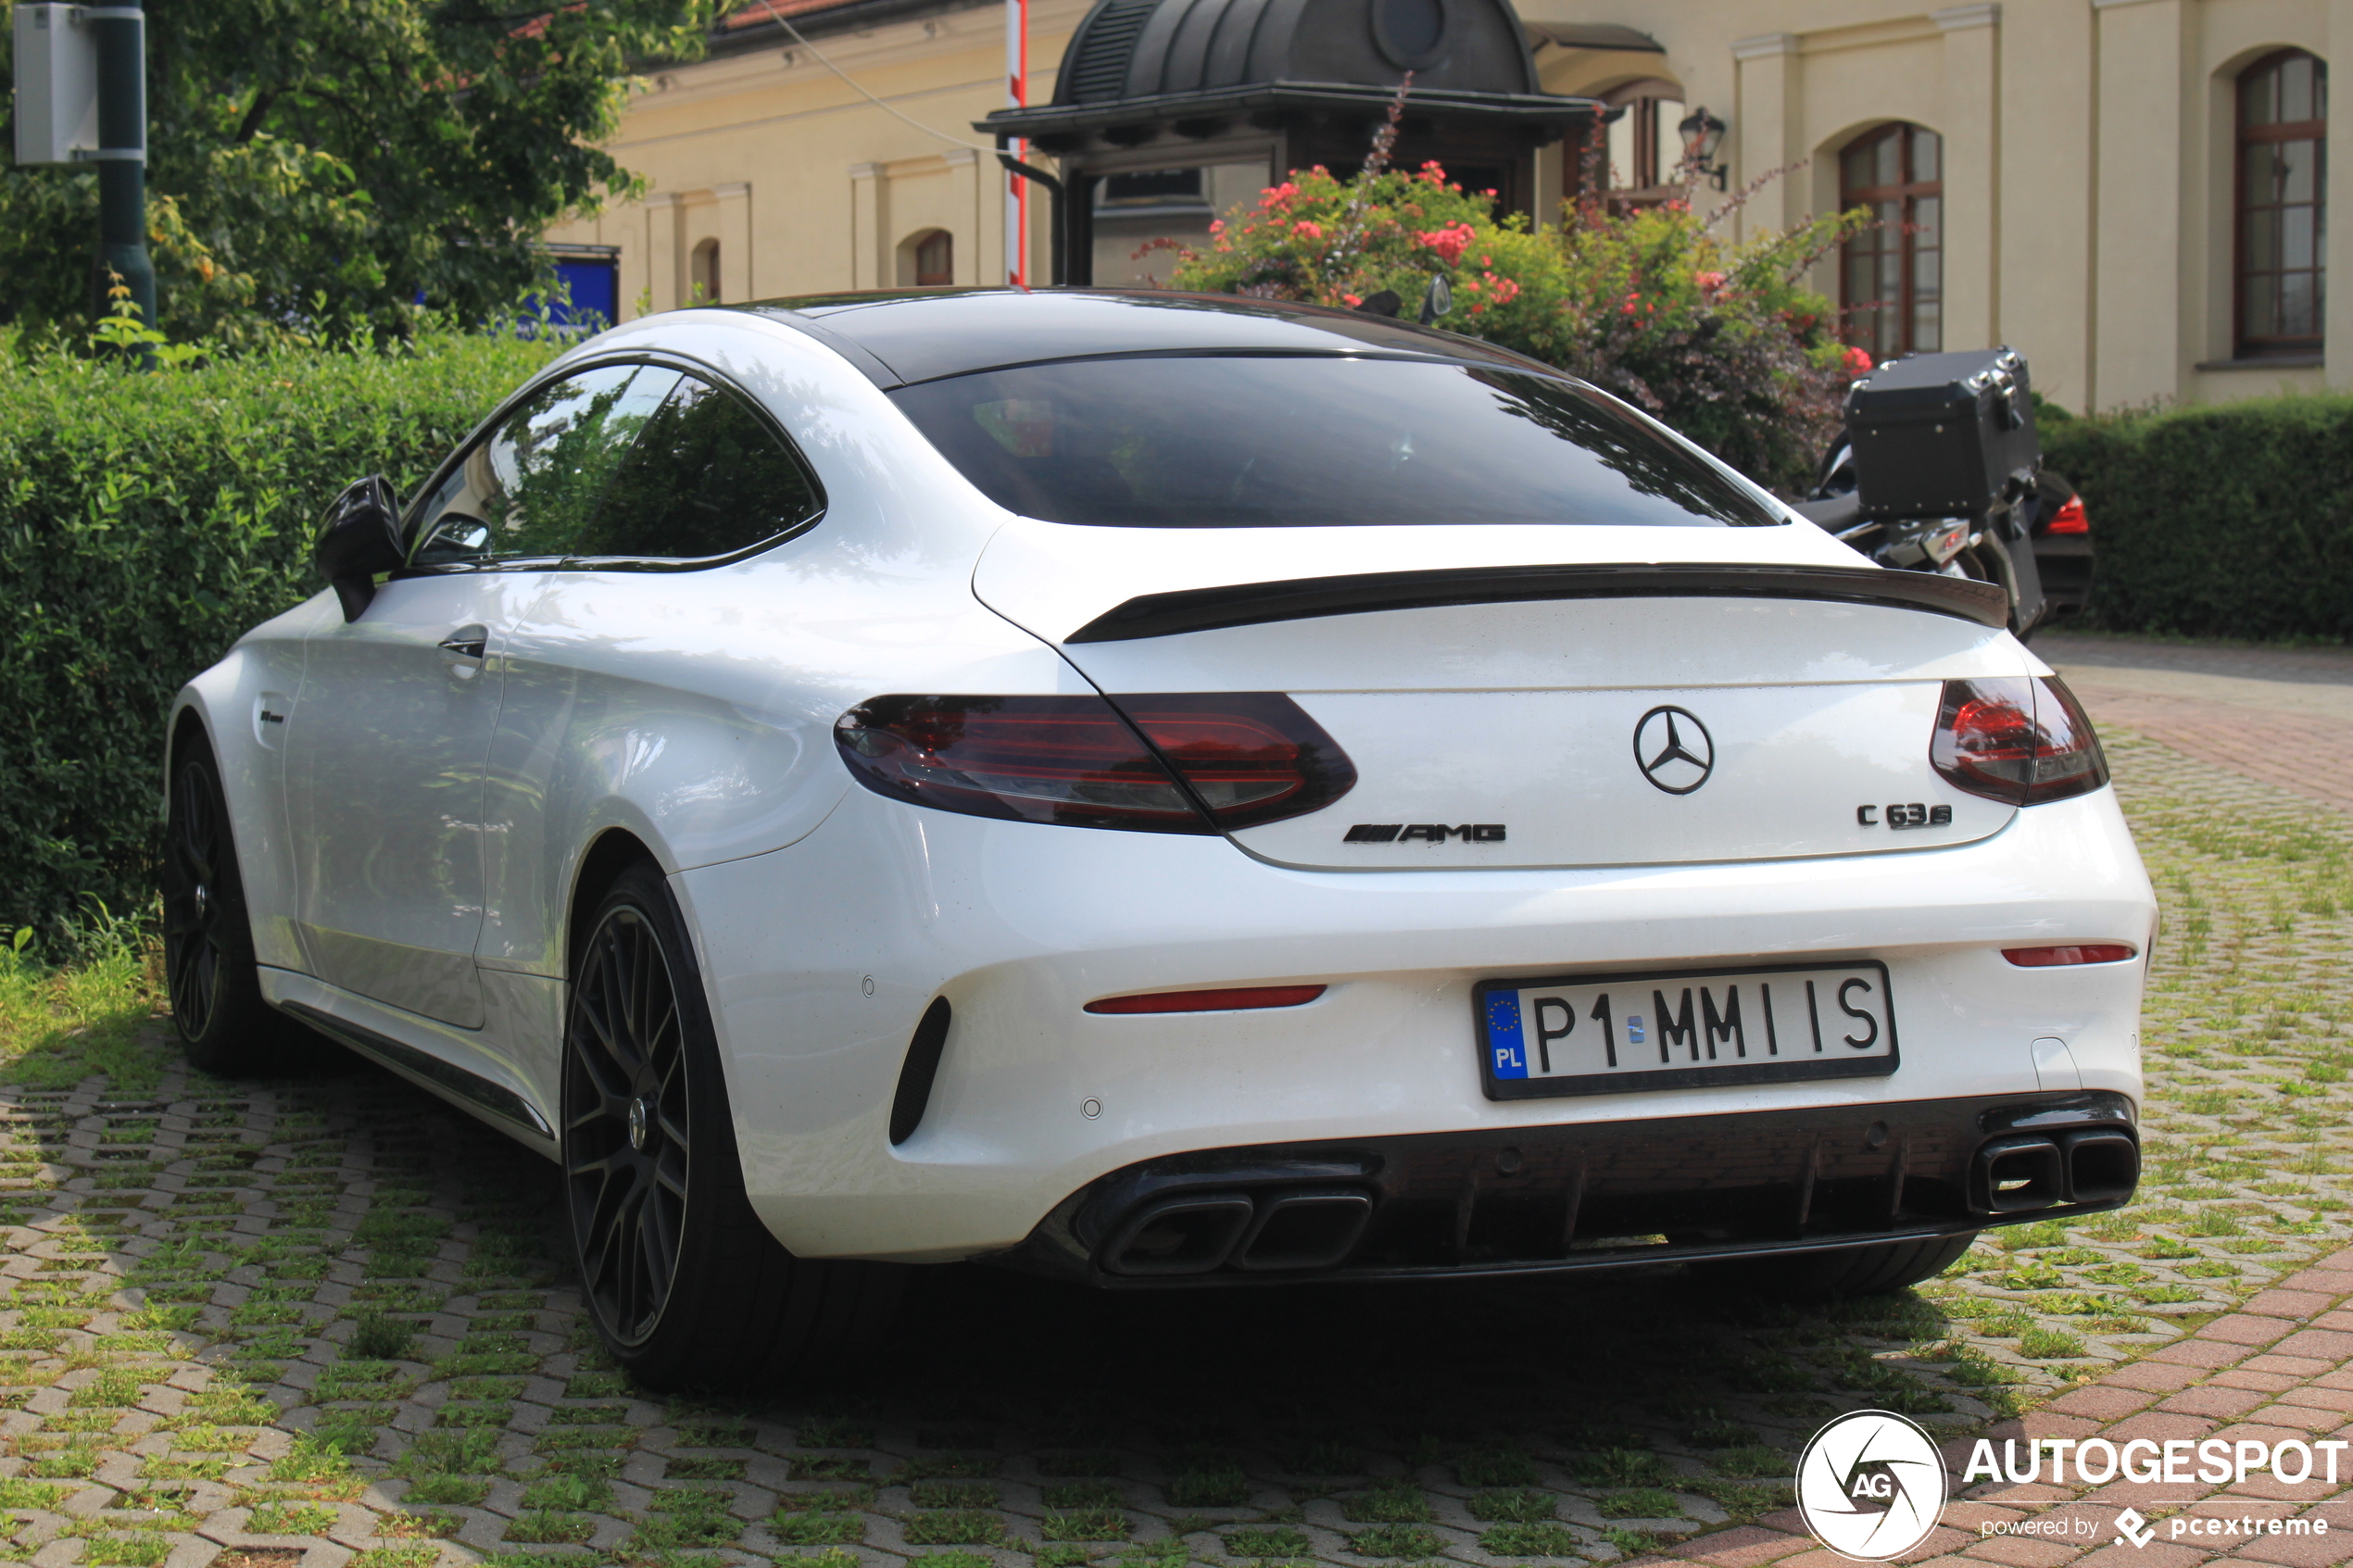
[1795, 1410, 1949, 1561]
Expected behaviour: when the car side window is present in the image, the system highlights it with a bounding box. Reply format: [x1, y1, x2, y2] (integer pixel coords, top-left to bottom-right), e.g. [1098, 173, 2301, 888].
[566, 372, 825, 562]
[409, 363, 682, 566]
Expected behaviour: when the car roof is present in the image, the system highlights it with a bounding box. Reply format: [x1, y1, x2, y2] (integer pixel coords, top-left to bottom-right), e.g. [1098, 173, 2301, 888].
[731, 287, 1551, 389]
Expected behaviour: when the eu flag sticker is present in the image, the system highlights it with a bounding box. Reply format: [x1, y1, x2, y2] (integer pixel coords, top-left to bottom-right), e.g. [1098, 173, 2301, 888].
[1485, 990, 1529, 1079]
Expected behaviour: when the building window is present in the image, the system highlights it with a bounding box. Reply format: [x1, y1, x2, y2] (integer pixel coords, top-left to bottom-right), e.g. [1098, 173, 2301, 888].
[1577, 81, 1683, 198]
[913, 230, 954, 285]
[2238, 50, 2328, 356]
[690, 238, 721, 304]
[1840, 123, 1943, 359]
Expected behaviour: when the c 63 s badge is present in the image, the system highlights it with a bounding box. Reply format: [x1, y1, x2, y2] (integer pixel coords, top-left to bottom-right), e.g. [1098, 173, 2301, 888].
[1856, 803, 1953, 830]
[1346, 824, 1506, 843]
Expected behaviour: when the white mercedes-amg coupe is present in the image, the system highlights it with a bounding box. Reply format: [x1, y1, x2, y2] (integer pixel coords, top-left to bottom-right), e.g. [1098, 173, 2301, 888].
[164, 290, 2153, 1387]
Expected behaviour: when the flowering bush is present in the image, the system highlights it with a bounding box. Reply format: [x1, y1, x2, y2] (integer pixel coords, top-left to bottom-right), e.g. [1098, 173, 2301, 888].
[1165, 108, 1869, 492]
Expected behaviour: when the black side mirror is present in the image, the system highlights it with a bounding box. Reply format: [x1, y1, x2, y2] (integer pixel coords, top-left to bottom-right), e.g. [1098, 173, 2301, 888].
[314, 476, 405, 621]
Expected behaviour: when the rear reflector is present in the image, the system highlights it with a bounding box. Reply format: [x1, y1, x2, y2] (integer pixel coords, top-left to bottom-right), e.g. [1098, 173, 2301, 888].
[2045, 495, 2089, 534]
[2003, 944, 2138, 967]
[1087, 985, 1327, 1014]
[835, 694, 1353, 834]
[1931, 675, 2109, 807]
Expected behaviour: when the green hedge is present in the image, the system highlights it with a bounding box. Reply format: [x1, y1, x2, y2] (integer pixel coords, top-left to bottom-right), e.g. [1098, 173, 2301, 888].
[2043, 394, 2353, 642]
[0, 333, 561, 934]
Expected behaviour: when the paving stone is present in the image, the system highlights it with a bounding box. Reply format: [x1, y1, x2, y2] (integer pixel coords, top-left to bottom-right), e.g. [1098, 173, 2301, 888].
[2158, 1387, 2275, 1421]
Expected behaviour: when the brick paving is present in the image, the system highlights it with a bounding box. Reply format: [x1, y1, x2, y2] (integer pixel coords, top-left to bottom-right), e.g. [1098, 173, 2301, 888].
[2037, 635, 2353, 814]
[6, 635, 2353, 1566]
[1624, 1246, 2353, 1565]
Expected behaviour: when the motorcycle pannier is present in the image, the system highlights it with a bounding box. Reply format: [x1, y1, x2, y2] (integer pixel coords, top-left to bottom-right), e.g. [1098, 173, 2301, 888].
[1845, 347, 2039, 521]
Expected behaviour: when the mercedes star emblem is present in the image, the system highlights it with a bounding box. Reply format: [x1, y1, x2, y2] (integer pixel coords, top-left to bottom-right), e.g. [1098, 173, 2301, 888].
[1633, 705, 1715, 795]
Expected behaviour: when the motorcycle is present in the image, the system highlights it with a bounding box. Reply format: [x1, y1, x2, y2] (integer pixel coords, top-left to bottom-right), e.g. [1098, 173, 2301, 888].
[1789, 347, 2094, 638]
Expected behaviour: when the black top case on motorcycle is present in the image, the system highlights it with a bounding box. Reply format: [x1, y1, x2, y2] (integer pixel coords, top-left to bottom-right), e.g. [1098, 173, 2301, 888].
[1844, 347, 2040, 522]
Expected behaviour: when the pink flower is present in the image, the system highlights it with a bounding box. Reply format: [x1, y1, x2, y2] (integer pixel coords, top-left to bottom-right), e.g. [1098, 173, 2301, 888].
[1292, 220, 1324, 240]
[1694, 270, 1727, 294]
[1342, 294, 1362, 307]
[1482, 270, 1520, 305]
[1843, 345, 1874, 374]
[1413, 221, 1475, 266]
[1258, 182, 1300, 208]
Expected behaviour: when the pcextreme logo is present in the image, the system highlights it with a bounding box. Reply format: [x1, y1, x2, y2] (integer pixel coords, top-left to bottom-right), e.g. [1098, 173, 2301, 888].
[1796, 1411, 1949, 1561]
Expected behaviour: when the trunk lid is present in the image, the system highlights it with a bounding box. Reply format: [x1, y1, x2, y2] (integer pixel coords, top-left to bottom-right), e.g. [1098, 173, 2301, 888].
[972, 519, 2031, 870]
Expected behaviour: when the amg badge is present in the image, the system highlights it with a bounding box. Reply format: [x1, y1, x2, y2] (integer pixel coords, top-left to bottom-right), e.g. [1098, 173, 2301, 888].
[1346, 823, 1507, 844]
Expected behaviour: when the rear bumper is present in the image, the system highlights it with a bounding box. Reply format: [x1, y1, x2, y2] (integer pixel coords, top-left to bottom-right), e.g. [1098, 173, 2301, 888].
[1000, 1090, 2136, 1286]
[677, 783, 2152, 1263]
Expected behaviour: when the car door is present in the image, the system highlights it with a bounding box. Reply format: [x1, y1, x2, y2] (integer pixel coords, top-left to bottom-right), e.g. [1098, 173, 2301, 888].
[284, 361, 680, 1026]
[474, 368, 831, 985]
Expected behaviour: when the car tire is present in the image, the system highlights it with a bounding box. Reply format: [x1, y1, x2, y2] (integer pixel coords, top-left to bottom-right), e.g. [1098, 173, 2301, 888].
[561, 859, 903, 1390]
[1699, 1231, 1980, 1301]
[161, 740, 289, 1074]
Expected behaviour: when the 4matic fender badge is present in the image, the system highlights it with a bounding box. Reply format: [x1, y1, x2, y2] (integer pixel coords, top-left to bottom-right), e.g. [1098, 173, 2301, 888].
[1796, 1410, 1948, 1561]
[1345, 823, 1506, 843]
[1634, 705, 1714, 795]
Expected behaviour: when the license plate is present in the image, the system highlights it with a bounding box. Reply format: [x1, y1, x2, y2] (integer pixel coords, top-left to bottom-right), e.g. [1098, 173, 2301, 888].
[1474, 961, 1899, 1100]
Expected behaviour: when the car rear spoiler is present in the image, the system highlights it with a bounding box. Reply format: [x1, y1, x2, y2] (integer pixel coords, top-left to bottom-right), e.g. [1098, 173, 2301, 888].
[1063, 561, 2011, 643]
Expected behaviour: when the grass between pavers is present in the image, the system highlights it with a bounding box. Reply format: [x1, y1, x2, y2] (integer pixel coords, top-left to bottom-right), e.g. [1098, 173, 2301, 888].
[0, 727, 2348, 1567]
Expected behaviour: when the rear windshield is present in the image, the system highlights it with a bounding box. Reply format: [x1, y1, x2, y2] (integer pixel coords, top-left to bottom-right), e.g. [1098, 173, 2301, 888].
[887, 354, 1780, 529]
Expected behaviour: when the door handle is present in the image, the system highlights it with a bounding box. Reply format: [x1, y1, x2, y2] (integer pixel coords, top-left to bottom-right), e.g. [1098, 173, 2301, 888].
[438, 627, 488, 661]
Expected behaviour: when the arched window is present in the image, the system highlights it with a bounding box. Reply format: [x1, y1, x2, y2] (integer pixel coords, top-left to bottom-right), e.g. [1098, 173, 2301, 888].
[1839, 123, 1943, 359]
[914, 229, 953, 286]
[1580, 79, 1684, 198]
[2238, 50, 2328, 357]
[690, 238, 721, 304]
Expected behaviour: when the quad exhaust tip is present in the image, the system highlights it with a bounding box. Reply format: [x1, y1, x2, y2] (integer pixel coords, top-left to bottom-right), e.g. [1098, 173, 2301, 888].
[1970, 1127, 2137, 1214]
[1101, 1186, 1375, 1276]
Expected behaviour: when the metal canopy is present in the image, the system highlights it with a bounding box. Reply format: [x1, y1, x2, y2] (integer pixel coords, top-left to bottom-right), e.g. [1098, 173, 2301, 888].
[1522, 21, 1664, 53]
[977, 0, 1598, 283]
[980, 0, 1596, 146]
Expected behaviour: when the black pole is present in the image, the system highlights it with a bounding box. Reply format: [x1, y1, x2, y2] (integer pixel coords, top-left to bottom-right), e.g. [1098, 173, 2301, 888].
[996, 144, 1066, 285]
[93, 2, 154, 333]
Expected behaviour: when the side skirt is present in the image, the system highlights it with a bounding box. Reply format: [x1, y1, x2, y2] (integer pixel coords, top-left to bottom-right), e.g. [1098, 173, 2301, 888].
[261, 976, 558, 1155]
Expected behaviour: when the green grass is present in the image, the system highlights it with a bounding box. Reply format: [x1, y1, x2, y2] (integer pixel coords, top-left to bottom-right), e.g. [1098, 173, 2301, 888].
[1598, 1487, 1684, 1519]
[0, 905, 168, 1091]
[772, 1512, 864, 1545]
[1225, 1526, 1313, 1557]
[1340, 1485, 1432, 1524]
[902, 1511, 1003, 1545]
[248, 1500, 338, 1534]
[1351, 1524, 1442, 1558]
[1467, 1489, 1553, 1522]
[1478, 1523, 1582, 1558]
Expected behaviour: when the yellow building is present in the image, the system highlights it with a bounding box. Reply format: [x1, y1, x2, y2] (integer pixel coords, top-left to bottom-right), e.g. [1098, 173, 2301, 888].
[547, 0, 2339, 415]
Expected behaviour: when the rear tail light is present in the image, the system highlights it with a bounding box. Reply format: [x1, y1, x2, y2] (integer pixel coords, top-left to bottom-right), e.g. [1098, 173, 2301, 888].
[1086, 985, 1327, 1014]
[2045, 495, 2089, 534]
[1931, 676, 2108, 806]
[2004, 944, 2137, 966]
[834, 694, 1354, 834]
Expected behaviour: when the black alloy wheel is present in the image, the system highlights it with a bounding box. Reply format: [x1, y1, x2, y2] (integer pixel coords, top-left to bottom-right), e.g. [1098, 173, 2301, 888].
[564, 901, 694, 1345]
[163, 761, 229, 1037]
[559, 860, 905, 1389]
[160, 743, 284, 1073]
